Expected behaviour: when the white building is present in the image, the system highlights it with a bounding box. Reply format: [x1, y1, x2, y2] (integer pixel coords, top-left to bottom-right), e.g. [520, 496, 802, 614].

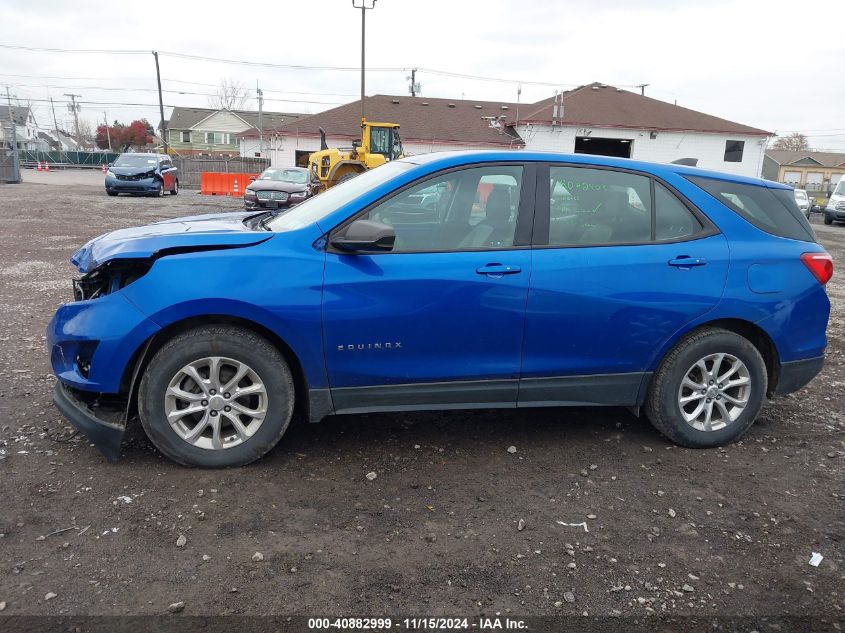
[257, 84, 771, 178]
[1, 105, 43, 151]
[515, 83, 771, 176]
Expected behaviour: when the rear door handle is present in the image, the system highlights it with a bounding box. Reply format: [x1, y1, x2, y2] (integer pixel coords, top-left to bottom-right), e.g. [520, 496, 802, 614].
[476, 263, 522, 276]
[668, 256, 707, 268]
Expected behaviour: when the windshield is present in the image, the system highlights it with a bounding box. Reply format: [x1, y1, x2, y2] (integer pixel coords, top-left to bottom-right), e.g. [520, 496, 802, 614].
[794, 190, 808, 200]
[835, 180, 845, 196]
[267, 161, 416, 232]
[259, 168, 308, 184]
[114, 154, 158, 168]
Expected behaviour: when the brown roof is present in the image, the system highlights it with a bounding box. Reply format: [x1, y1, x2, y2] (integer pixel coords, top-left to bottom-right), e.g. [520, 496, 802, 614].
[521, 83, 771, 136]
[274, 95, 524, 147]
[765, 149, 845, 168]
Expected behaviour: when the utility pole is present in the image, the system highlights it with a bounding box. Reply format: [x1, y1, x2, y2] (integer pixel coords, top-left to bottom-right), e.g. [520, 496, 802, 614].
[49, 97, 61, 151]
[103, 111, 112, 151]
[636, 83, 650, 96]
[409, 68, 418, 97]
[5, 86, 21, 182]
[152, 51, 168, 152]
[64, 93, 82, 145]
[352, 0, 377, 122]
[257, 84, 263, 157]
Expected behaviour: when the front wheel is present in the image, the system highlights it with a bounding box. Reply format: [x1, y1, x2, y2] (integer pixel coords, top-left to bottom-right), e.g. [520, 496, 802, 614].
[824, 214, 834, 225]
[645, 328, 767, 448]
[138, 326, 294, 467]
[170, 179, 179, 195]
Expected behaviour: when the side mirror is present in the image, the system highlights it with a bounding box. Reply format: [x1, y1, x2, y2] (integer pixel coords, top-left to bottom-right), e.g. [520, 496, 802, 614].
[249, 176, 256, 182]
[331, 219, 395, 252]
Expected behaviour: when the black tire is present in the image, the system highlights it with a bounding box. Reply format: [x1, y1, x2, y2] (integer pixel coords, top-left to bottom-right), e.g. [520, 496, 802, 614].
[106, 191, 118, 197]
[138, 326, 295, 467]
[824, 214, 833, 225]
[336, 172, 359, 185]
[645, 327, 767, 448]
[170, 179, 179, 195]
[155, 182, 164, 198]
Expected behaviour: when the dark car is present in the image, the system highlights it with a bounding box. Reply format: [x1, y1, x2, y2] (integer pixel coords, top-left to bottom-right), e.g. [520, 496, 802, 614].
[105, 153, 178, 197]
[243, 166, 322, 211]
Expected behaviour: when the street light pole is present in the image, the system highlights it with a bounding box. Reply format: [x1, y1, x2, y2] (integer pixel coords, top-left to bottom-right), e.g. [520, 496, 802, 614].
[352, 0, 376, 124]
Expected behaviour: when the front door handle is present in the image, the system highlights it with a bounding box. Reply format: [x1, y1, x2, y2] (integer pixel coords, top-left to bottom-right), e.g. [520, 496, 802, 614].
[476, 263, 522, 276]
[668, 256, 707, 268]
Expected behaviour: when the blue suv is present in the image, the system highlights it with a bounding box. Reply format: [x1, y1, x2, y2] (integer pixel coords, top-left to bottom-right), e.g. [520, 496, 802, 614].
[48, 151, 833, 467]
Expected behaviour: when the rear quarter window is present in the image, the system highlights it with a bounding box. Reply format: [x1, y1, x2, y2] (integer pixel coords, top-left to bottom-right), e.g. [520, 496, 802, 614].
[686, 176, 816, 243]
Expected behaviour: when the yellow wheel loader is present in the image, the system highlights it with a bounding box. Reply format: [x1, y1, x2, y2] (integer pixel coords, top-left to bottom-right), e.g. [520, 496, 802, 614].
[308, 119, 403, 189]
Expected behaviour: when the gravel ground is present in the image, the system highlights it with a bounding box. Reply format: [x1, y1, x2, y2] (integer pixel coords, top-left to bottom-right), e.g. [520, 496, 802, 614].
[0, 173, 843, 628]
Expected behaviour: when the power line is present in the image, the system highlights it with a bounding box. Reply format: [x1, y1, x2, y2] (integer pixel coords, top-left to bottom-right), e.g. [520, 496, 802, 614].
[2, 81, 347, 105]
[0, 44, 146, 54]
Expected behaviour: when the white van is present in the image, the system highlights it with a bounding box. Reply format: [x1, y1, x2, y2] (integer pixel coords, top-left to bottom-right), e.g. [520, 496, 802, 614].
[824, 179, 845, 225]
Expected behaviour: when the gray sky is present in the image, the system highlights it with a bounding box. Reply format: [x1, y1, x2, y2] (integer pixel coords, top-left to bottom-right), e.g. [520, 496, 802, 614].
[2, 0, 844, 149]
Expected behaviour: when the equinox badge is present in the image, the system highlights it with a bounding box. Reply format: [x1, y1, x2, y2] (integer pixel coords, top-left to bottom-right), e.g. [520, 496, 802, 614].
[338, 342, 403, 351]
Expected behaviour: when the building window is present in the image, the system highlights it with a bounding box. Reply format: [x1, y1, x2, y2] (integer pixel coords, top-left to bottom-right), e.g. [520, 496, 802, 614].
[181, 131, 190, 143]
[724, 140, 745, 163]
[205, 132, 231, 145]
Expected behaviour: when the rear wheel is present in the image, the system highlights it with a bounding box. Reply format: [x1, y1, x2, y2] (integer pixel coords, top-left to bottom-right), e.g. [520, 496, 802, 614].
[138, 326, 294, 467]
[336, 172, 360, 185]
[824, 214, 834, 225]
[645, 328, 767, 448]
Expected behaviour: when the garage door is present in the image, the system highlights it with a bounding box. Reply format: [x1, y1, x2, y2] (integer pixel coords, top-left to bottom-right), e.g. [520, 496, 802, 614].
[805, 172, 823, 191]
[783, 170, 801, 185]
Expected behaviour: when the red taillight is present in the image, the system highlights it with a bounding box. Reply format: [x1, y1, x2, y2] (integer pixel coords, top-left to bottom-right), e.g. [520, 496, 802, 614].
[801, 252, 833, 285]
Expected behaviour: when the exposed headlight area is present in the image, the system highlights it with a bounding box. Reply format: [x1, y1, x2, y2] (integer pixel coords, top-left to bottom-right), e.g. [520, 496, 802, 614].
[289, 191, 307, 199]
[106, 170, 115, 178]
[72, 259, 152, 302]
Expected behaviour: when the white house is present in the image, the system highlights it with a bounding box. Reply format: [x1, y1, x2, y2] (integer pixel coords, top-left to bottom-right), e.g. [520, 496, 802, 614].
[1, 105, 43, 151]
[259, 85, 771, 177]
[515, 83, 771, 177]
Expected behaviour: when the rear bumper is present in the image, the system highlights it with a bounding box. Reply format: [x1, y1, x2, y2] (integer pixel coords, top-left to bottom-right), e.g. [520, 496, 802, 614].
[52, 382, 125, 461]
[773, 355, 824, 396]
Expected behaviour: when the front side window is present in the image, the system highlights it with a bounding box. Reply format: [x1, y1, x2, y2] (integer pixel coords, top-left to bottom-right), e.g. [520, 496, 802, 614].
[369, 127, 391, 158]
[724, 140, 745, 162]
[548, 166, 652, 246]
[348, 165, 524, 252]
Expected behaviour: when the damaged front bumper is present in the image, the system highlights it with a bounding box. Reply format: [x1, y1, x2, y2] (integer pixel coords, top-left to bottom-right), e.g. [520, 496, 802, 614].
[52, 382, 126, 461]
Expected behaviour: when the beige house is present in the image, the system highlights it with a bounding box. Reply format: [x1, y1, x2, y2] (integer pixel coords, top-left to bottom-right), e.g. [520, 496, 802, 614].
[763, 149, 845, 194]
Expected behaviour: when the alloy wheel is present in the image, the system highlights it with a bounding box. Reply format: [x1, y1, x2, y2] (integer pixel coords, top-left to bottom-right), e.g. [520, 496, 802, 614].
[164, 356, 268, 450]
[677, 353, 751, 432]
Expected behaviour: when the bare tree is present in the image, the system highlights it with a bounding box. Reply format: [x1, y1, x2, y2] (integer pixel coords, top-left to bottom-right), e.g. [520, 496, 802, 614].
[207, 79, 250, 111]
[772, 132, 809, 151]
[77, 119, 94, 144]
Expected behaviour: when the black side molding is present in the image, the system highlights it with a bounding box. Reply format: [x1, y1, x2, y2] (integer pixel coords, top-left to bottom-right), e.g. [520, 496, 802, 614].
[52, 383, 125, 461]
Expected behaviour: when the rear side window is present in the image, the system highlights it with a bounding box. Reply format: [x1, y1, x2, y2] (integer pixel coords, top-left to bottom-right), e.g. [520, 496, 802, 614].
[687, 176, 815, 242]
[655, 183, 702, 241]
